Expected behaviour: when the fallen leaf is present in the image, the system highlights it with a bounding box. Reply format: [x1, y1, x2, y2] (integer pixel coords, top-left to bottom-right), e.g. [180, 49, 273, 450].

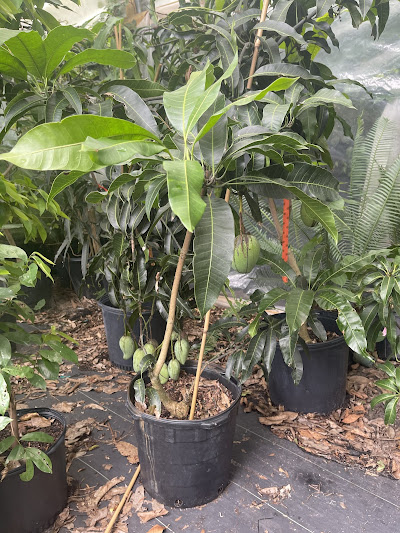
[65, 418, 95, 447]
[342, 413, 362, 424]
[85, 506, 108, 527]
[146, 526, 165, 533]
[259, 412, 298, 425]
[91, 476, 125, 508]
[84, 403, 106, 411]
[115, 441, 139, 464]
[103, 464, 113, 471]
[53, 401, 77, 413]
[131, 485, 145, 512]
[137, 499, 168, 523]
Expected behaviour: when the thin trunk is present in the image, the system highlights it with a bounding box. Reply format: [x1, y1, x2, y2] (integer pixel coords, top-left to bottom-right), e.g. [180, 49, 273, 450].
[9, 390, 19, 443]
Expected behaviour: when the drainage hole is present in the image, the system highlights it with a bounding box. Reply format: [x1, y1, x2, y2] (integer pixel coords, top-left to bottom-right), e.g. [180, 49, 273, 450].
[217, 485, 224, 495]
[174, 499, 183, 508]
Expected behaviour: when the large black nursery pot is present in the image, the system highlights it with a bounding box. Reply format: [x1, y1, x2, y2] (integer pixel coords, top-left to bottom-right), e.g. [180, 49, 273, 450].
[126, 363, 241, 508]
[67, 255, 103, 299]
[268, 313, 349, 415]
[0, 408, 68, 533]
[99, 297, 166, 370]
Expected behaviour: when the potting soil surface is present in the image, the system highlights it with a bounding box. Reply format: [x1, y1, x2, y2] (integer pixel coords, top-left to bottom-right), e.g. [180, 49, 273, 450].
[10, 288, 399, 533]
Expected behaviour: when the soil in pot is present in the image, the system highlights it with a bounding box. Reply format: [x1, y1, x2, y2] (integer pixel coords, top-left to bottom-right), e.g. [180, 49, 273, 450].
[268, 313, 349, 415]
[0, 408, 68, 533]
[126, 363, 241, 508]
[99, 297, 166, 370]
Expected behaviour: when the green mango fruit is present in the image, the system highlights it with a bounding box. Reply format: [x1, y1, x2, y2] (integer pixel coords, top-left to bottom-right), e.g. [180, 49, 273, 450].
[232, 234, 260, 273]
[171, 331, 179, 341]
[144, 342, 156, 355]
[119, 335, 134, 359]
[168, 359, 181, 381]
[133, 348, 146, 372]
[300, 203, 316, 227]
[159, 363, 169, 384]
[174, 338, 189, 365]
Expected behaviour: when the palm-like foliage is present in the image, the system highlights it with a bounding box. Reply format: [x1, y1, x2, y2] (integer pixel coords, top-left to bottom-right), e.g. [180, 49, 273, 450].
[341, 117, 400, 255]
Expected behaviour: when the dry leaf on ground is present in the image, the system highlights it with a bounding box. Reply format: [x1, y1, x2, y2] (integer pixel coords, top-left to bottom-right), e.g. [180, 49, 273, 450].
[65, 418, 95, 447]
[115, 441, 139, 464]
[137, 499, 168, 524]
[52, 402, 77, 413]
[91, 476, 125, 508]
[146, 526, 166, 533]
[84, 403, 106, 411]
[131, 485, 145, 512]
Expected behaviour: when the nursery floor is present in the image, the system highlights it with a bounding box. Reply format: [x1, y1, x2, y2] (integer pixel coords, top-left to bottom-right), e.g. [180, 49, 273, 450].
[27, 367, 398, 533]
[14, 290, 399, 533]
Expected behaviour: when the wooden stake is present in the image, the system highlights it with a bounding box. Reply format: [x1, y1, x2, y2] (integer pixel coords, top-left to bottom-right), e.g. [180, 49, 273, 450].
[189, 188, 231, 420]
[105, 465, 141, 533]
[247, 0, 270, 90]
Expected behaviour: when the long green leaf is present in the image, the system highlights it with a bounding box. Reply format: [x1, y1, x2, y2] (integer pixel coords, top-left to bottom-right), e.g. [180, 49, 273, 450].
[296, 88, 354, 116]
[82, 137, 165, 167]
[262, 327, 277, 373]
[285, 288, 314, 333]
[6, 31, 46, 78]
[43, 25, 92, 77]
[0, 115, 159, 172]
[58, 49, 136, 76]
[0, 48, 27, 79]
[254, 20, 306, 46]
[241, 330, 268, 382]
[164, 160, 206, 231]
[384, 397, 399, 425]
[316, 0, 335, 17]
[194, 196, 234, 316]
[199, 94, 227, 169]
[253, 63, 318, 81]
[105, 85, 159, 136]
[0, 28, 20, 46]
[0, 374, 10, 416]
[100, 79, 166, 98]
[287, 163, 341, 202]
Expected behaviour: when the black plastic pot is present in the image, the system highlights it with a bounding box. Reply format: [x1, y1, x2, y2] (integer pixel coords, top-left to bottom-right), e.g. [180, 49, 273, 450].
[0, 408, 67, 533]
[98, 297, 166, 370]
[268, 314, 349, 415]
[66, 256, 103, 299]
[126, 363, 241, 508]
[20, 274, 53, 309]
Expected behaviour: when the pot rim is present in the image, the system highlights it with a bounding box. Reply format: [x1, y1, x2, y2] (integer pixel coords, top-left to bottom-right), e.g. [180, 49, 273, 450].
[2, 407, 66, 479]
[126, 362, 242, 428]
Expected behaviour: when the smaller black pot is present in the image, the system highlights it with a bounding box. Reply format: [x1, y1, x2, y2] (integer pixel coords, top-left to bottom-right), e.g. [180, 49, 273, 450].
[98, 297, 166, 370]
[66, 256, 103, 299]
[126, 363, 241, 508]
[268, 314, 349, 415]
[0, 408, 67, 533]
[20, 274, 53, 309]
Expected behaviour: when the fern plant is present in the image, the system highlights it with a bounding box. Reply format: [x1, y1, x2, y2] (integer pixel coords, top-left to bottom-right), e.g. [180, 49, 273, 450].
[340, 117, 400, 255]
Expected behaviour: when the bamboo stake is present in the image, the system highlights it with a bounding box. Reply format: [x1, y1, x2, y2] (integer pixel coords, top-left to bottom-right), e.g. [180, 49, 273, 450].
[189, 189, 231, 420]
[105, 465, 141, 533]
[247, 0, 270, 90]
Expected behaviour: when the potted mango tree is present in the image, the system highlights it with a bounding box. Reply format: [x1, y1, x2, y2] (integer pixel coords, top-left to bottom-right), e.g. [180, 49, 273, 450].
[0, 0, 386, 507]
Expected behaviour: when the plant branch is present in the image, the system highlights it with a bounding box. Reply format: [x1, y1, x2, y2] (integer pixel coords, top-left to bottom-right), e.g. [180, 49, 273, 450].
[9, 389, 19, 443]
[247, 0, 270, 90]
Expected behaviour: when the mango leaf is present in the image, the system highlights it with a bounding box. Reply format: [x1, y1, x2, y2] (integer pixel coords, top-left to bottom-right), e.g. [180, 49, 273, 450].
[0, 48, 27, 79]
[48, 171, 85, 203]
[287, 163, 341, 202]
[285, 288, 314, 333]
[82, 137, 165, 167]
[0, 374, 10, 415]
[198, 94, 227, 169]
[163, 69, 206, 137]
[145, 175, 166, 219]
[241, 330, 268, 382]
[329, 298, 368, 356]
[261, 102, 290, 132]
[308, 313, 327, 342]
[252, 63, 318, 81]
[105, 85, 159, 136]
[194, 196, 234, 316]
[262, 327, 277, 374]
[193, 77, 297, 144]
[0, 244, 27, 261]
[260, 251, 297, 285]
[270, 0, 296, 21]
[279, 330, 300, 375]
[146, 387, 161, 417]
[0, 28, 20, 45]
[0, 335, 12, 366]
[384, 397, 399, 425]
[100, 79, 166, 98]
[164, 160, 206, 232]
[380, 276, 395, 307]
[296, 89, 354, 116]
[0, 415, 12, 431]
[316, 0, 335, 17]
[24, 447, 52, 474]
[43, 25, 92, 77]
[258, 287, 288, 312]
[4, 95, 44, 130]
[0, 115, 159, 172]
[0, 435, 16, 454]
[375, 378, 399, 394]
[46, 91, 69, 122]
[6, 31, 46, 78]
[20, 431, 54, 443]
[359, 0, 374, 17]
[254, 20, 306, 46]
[62, 86, 82, 115]
[19, 459, 34, 482]
[58, 49, 136, 76]
[302, 247, 324, 286]
[371, 392, 397, 409]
